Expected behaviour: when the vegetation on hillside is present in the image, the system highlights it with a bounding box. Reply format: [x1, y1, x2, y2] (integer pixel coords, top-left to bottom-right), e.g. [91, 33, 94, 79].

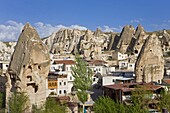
[8, 92, 29, 113]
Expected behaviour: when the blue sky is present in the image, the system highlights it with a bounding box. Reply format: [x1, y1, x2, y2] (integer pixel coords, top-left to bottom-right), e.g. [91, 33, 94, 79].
[0, 0, 170, 41]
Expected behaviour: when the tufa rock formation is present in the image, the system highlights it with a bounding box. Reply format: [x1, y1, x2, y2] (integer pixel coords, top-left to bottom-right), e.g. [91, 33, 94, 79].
[0, 41, 16, 61]
[127, 24, 149, 55]
[117, 25, 135, 53]
[159, 30, 170, 52]
[6, 23, 50, 111]
[1, 24, 170, 62]
[135, 34, 164, 83]
[43, 28, 111, 59]
[132, 25, 149, 55]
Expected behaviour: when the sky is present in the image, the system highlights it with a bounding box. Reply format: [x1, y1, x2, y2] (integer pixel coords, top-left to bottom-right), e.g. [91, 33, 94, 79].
[0, 0, 170, 41]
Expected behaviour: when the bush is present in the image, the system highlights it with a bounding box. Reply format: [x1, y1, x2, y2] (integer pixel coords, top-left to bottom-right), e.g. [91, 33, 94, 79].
[8, 92, 29, 113]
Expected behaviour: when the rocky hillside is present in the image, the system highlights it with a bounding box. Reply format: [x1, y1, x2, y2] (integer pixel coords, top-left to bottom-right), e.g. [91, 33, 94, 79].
[1, 24, 170, 61]
[43, 24, 170, 58]
[43, 28, 114, 59]
[0, 41, 16, 61]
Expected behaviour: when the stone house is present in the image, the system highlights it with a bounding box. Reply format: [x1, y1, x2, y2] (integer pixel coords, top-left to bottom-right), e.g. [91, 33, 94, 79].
[103, 82, 164, 105]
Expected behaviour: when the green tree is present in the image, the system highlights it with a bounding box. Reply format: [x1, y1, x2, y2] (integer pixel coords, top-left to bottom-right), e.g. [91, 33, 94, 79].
[130, 85, 152, 111]
[94, 96, 148, 113]
[71, 54, 93, 112]
[44, 98, 66, 113]
[158, 90, 170, 111]
[0, 92, 5, 113]
[32, 98, 66, 113]
[8, 92, 29, 113]
[94, 96, 116, 113]
[0, 92, 5, 108]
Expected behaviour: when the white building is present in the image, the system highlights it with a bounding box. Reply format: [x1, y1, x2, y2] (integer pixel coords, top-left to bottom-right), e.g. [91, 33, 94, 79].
[118, 59, 128, 70]
[87, 60, 108, 76]
[102, 71, 135, 86]
[102, 76, 123, 86]
[57, 74, 68, 96]
[112, 52, 128, 61]
[0, 61, 9, 75]
[49, 60, 76, 94]
[127, 63, 135, 71]
[46, 72, 69, 97]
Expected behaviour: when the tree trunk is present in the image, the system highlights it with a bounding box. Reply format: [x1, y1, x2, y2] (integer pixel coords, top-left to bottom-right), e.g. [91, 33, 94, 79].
[83, 104, 85, 113]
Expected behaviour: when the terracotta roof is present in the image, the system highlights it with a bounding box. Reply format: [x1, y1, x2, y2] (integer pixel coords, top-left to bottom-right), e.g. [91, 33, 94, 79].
[104, 82, 162, 92]
[54, 60, 75, 65]
[48, 72, 67, 78]
[163, 79, 170, 84]
[86, 60, 106, 65]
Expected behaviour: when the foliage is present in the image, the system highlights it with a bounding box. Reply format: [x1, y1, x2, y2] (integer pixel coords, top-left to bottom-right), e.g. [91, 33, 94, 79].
[9, 92, 29, 113]
[0, 92, 5, 108]
[94, 96, 148, 113]
[158, 90, 170, 112]
[71, 54, 93, 103]
[32, 98, 66, 113]
[77, 91, 88, 104]
[44, 98, 66, 113]
[130, 85, 152, 110]
[94, 96, 117, 113]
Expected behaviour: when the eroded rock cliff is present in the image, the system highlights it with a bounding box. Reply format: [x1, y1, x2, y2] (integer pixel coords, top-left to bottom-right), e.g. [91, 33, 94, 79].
[6, 23, 50, 111]
[135, 34, 164, 83]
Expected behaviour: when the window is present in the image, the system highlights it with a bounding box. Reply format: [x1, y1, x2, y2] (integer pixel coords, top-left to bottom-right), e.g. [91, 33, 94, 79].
[129, 65, 132, 67]
[52, 83, 55, 86]
[93, 78, 96, 82]
[27, 76, 32, 81]
[49, 83, 51, 87]
[122, 63, 125, 66]
[64, 90, 66, 94]
[59, 90, 62, 94]
[64, 82, 66, 85]
[55, 82, 57, 86]
[113, 79, 115, 82]
[6, 65, 8, 67]
[158, 80, 161, 83]
[70, 76, 72, 80]
[99, 68, 101, 71]
[59, 82, 62, 86]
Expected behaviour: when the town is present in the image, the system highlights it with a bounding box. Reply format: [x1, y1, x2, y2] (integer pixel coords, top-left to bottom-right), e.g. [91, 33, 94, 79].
[1, 23, 170, 113]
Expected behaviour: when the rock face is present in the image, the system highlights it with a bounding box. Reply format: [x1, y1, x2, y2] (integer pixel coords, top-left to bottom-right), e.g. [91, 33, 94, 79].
[129, 25, 149, 55]
[44, 29, 83, 54]
[117, 25, 135, 53]
[160, 30, 170, 52]
[135, 34, 164, 83]
[43, 28, 111, 59]
[80, 29, 110, 59]
[6, 23, 50, 111]
[0, 41, 16, 61]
